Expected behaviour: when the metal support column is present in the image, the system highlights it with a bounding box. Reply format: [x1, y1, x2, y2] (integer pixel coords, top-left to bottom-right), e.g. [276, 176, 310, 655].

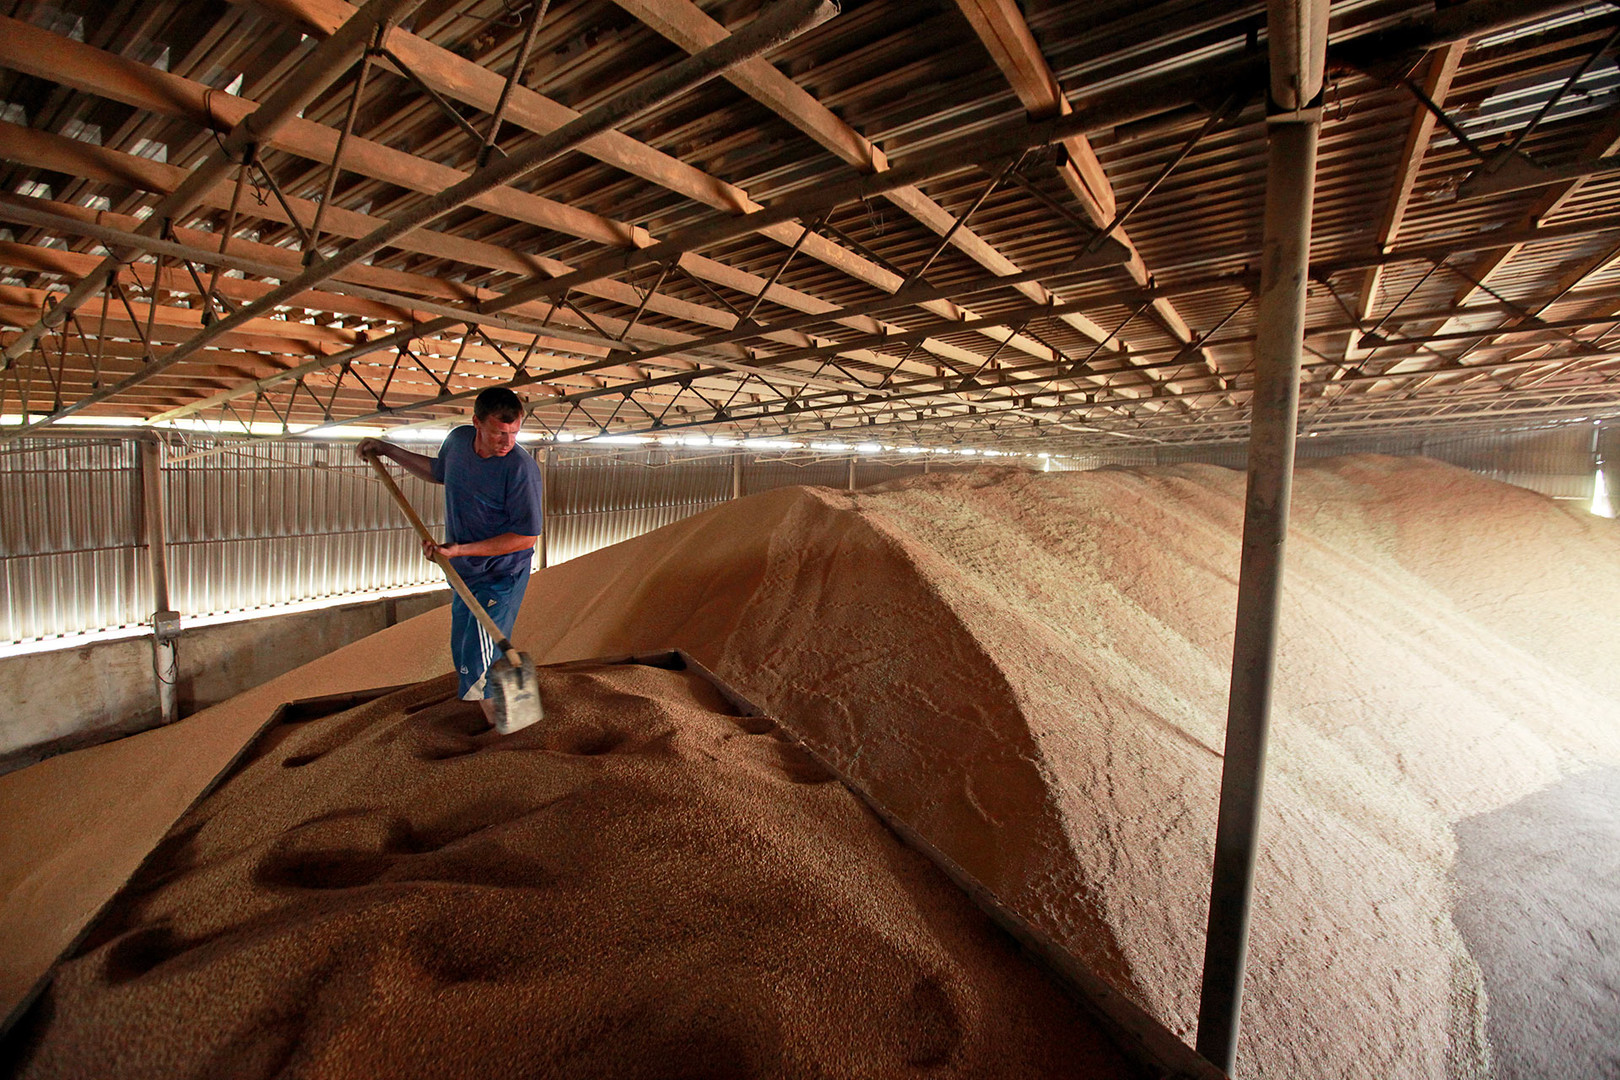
[1196, 0, 1327, 1072]
[847, 455, 856, 491]
[732, 451, 744, 499]
[139, 438, 180, 725]
[539, 447, 550, 569]
[1594, 420, 1616, 517]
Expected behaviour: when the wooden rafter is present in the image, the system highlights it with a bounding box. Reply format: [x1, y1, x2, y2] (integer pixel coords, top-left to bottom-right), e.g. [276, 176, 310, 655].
[952, 0, 1220, 392]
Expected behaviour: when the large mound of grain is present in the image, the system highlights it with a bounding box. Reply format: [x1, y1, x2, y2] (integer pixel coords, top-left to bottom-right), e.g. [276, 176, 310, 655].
[5, 456, 1617, 1079]
[502, 455, 1620, 1079]
[7, 661, 1139, 1079]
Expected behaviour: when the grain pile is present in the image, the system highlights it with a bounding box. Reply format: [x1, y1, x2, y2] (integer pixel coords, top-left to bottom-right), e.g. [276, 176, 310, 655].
[7, 661, 1140, 1079]
[6, 455, 1617, 1079]
[501, 455, 1620, 1079]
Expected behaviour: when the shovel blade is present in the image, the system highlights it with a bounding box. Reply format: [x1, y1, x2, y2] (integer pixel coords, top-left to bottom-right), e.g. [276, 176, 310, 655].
[487, 652, 544, 735]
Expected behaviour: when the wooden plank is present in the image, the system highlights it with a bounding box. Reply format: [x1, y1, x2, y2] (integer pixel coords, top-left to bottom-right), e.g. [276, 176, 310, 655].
[1349, 41, 1465, 355]
[612, 0, 1127, 369]
[0, 283, 352, 348]
[611, 0, 885, 173]
[0, 6, 1098, 418]
[0, 127, 720, 342]
[150, 0, 1076, 405]
[250, 0, 1006, 366]
[0, 17, 639, 250]
[951, 0, 1213, 389]
[953, 0, 1115, 220]
[0, 40, 943, 388]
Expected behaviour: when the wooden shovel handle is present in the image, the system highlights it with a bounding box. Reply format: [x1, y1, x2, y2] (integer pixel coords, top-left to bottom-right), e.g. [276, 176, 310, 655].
[366, 453, 519, 662]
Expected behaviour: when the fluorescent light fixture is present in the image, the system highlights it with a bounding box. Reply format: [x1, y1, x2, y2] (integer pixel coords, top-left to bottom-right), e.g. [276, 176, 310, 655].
[305, 423, 388, 439]
[576, 434, 653, 445]
[153, 417, 323, 436]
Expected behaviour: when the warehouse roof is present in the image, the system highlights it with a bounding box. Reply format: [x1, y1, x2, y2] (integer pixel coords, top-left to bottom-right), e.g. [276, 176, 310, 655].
[1, 0, 1617, 453]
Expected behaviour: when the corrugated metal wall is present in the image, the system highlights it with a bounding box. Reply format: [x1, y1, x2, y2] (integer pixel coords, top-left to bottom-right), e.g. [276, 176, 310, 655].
[744, 456, 850, 493]
[542, 448, 972, 565]
[3, 423, 1610, 645]
[1, 437, 444, 644]
[0, 438, 145, 640]
[1115, 422, 1607, 501]
[545, 449, 731, 567]
[1408, 426, 1599, 499]
[165, 442, 442, 616]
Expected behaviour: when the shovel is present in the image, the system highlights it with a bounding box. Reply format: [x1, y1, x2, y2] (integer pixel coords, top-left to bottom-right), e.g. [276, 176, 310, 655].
[366, 453, 543, 734]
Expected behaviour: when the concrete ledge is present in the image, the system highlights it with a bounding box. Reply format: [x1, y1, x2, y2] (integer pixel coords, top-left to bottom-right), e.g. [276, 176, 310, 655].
[0, 590, 449, 774]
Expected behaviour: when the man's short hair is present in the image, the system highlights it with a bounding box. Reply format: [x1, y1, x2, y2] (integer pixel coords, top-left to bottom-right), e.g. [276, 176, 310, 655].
[474, 386, 524, 423]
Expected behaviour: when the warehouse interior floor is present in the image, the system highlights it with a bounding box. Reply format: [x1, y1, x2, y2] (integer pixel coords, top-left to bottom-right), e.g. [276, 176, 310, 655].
[1451, 765, 1620, 1080]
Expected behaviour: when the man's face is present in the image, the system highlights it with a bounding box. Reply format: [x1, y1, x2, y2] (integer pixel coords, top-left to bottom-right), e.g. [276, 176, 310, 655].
[472, 413, 523, 457]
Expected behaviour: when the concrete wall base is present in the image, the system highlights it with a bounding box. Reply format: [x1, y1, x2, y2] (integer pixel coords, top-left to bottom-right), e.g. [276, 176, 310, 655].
[0, 591, 449, 775]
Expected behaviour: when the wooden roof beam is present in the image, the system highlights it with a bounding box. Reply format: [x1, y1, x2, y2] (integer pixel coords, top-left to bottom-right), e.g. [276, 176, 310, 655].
[245, 0, 1060, 373]
[1345, 42, 1465, 362]
[610, 0, 1131, 371]
[953, 0, 1219, 390]
[0, 27, 953, 395]
[0, 228, 607, 359]
[0, 0, 430, 368]
[1440, 102, 1620, 315]
[1383, 111, 1620, 395]
[0, 123, 937, 392]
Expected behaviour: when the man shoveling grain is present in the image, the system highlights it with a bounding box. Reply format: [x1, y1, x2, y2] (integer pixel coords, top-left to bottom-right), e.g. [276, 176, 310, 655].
[358, 387, 543, 725]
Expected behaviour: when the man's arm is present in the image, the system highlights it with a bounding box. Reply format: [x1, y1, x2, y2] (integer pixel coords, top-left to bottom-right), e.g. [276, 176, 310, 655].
[357, 437, 439, 484]
[424, 532, 537, 561]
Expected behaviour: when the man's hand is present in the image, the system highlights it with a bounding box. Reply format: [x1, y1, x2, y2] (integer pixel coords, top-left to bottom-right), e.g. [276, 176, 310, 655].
[361, 438, 441, 483]
[422, 534, 534, 563]
[422, 538, 459, 562]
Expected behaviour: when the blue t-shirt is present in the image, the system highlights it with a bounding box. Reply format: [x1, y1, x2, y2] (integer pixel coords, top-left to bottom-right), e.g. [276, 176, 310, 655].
[430, 425, 544, 581]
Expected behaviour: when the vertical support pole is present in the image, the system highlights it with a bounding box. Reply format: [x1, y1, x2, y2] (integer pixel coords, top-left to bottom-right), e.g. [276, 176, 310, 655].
[847, 455, 856, 491]
[1592, 421, 1614, 518]
[732, 450, 744, 499]
[1196, 1, 1326, 1072]
[539, 446, 550, 569]
[139, 438, 180, 725]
